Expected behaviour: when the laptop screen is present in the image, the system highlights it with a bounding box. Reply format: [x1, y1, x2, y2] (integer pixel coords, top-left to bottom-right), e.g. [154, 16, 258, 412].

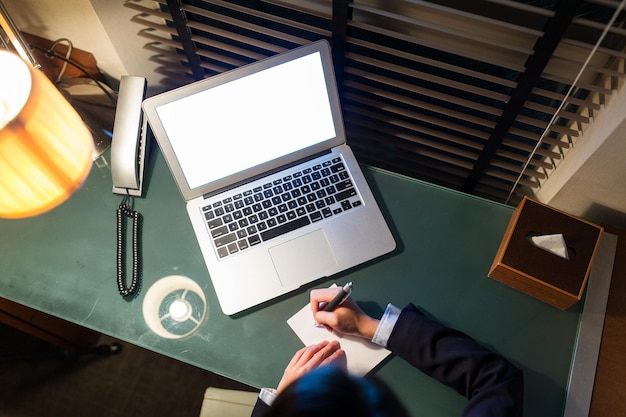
[154, 51, 337, 191]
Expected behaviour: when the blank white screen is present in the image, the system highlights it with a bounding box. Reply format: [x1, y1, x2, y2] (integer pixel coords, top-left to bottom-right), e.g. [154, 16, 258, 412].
[155, 51, 336, 190]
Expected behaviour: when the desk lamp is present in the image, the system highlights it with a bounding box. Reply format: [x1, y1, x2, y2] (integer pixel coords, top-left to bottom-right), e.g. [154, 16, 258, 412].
[0, 49, 94, 218]
[1, 0, 94, 218]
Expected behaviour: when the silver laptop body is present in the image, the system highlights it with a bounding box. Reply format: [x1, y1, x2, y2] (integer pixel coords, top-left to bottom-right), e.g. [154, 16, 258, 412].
[142, 40, 395, 315]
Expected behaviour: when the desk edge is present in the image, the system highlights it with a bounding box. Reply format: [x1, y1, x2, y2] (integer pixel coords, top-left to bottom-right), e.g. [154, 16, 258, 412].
[563, 233, 618, 417]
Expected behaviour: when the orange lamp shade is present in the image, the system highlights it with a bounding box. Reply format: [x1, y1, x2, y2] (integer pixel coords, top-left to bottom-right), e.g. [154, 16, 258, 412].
[0, 50, 94, 219]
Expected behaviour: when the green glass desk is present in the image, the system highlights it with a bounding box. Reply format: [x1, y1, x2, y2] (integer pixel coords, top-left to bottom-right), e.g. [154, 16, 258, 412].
[0, 149, 584, 417]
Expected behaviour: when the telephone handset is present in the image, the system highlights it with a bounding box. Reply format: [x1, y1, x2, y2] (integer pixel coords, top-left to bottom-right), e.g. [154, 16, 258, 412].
[111, 75, 148, 197]
[110, 75, 147, 298]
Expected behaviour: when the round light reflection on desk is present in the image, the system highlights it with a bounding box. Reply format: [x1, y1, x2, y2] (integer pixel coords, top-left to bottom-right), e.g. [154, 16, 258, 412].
[142, 275, 208, 339]
[169, 298, 191, 322]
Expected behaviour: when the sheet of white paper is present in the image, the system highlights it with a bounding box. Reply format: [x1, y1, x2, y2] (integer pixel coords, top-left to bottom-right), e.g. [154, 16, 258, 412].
[287, 293, 391, 375]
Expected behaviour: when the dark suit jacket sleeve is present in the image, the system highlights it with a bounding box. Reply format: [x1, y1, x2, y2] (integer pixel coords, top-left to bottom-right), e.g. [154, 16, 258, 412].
[251, 397, 269, 417]
[387, 303, 524, 417]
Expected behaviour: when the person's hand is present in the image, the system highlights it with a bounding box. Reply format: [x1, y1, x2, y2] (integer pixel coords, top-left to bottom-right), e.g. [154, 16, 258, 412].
[311, 287, 379, 340]
[276, 340, 345, 393]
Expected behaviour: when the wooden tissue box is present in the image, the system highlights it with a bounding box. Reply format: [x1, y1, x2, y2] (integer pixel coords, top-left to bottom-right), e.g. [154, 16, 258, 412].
[489, 197, 603, 310]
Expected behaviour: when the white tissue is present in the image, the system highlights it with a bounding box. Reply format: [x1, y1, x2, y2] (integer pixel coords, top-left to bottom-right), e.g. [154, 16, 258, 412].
[530, 233, 570, 260]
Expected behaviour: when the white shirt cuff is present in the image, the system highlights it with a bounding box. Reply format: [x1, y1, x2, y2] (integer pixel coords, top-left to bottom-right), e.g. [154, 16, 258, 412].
[259, 387, 277, 406]
[371, 303, 401, 347]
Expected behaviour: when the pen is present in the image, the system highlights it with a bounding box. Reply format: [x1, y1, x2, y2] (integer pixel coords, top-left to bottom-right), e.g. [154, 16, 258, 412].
[323, 282, 353, 312]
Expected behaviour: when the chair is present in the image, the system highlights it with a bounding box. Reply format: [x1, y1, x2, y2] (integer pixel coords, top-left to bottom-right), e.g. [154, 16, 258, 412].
[199, 387, 259, 417]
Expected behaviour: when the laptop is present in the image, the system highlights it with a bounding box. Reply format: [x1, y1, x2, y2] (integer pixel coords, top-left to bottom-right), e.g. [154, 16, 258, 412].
[142, 40, 395, 315]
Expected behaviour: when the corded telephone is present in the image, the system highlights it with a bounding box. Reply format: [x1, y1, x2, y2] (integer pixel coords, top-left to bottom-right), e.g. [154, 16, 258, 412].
[111, 75, 148, 197]
[110, 75, 147, 297]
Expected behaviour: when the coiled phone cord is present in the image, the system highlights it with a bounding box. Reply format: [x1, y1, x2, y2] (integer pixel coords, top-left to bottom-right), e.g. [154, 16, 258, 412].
[116, 197, 141, 297]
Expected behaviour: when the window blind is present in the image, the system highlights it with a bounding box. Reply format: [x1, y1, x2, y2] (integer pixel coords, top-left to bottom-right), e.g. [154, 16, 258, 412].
[125, 0, 626, 205]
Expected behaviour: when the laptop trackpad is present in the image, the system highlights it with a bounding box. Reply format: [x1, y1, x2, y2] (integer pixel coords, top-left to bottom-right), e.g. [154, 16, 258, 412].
[269, 229, 338, 288]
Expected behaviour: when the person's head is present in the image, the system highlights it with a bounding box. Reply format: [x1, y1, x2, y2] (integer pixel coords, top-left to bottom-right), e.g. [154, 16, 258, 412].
[264, 366, 410, 417]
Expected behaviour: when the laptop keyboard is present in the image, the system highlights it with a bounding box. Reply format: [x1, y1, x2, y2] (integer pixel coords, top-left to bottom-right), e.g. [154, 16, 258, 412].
[202, 156, 362, 259]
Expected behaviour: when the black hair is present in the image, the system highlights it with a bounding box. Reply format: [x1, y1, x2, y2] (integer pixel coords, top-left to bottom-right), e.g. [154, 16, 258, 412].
[263, 366, 411, 417]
